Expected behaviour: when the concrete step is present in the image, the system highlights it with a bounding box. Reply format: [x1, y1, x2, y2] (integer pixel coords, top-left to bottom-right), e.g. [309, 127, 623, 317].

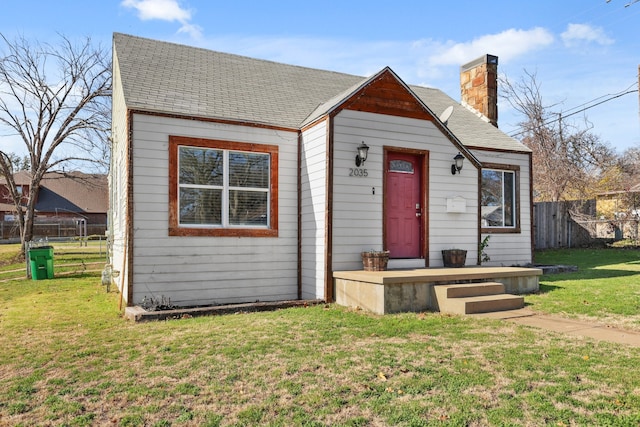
[435, 282, 505, 299]
[441, 294, 525, 315]
[434, 282, 524, 315]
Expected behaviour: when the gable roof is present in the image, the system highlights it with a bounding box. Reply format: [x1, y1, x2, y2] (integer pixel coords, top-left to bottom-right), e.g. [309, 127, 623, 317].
[0, 170, 31, 186]
[410, 86, 527, 153]
[37, 172, 107, 214]
[113, 33, 529, 153]
[0, 171, 107, 215]
[598, 182, 640, 196]
[304, 66, 481, 168]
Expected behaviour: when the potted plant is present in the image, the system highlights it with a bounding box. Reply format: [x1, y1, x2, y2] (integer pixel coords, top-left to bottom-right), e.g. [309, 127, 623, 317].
[361, 250, 390, 271]
[441, 249, 467, 268]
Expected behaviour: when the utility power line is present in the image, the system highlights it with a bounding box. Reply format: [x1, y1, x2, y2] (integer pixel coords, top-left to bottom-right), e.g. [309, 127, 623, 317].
[508, 81, 639, 139]
[606, 0, 639, 7]
[561, 81, 639, 116]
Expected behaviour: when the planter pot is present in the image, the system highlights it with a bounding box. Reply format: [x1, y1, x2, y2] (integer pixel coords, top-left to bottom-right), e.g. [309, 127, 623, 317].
[361, 251, 390, 271]
[442, 249, 467, 268]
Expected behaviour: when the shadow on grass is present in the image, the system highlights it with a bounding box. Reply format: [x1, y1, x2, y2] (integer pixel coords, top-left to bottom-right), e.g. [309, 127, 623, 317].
[541, 268, 640, 283]
[536, 248, 640, 270]
[535, 283, 563, 294]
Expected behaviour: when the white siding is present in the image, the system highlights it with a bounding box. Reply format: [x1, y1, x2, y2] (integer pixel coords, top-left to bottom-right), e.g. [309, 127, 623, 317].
[129, 114, 299, 306]
[300, 121, 328, 299]
[331, 110, 479, 270]
[109, 49, 130, 303]
[427, 143, 479, 267]
[113, 100, 531, 306]
[473, 149, 533, 266]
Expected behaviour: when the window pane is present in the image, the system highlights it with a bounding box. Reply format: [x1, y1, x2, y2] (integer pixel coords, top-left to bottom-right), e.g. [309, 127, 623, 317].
[179, 147, 223, 186]
[481, 169, 517, 228]
[481, 170, 502, 207]
[482, 170, 504, 227]
[229, 190, 268, 226]
[389, 160, 414, 173]
[504, 171, 515, 227]
[179, 188, 222, 225]
[229, 152, 269, 188]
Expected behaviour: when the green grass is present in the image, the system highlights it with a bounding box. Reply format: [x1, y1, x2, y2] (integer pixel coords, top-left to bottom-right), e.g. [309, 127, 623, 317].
[531, 248, 640, 329]
[0, 240, 107, 281]
[1, 246, 640, 425]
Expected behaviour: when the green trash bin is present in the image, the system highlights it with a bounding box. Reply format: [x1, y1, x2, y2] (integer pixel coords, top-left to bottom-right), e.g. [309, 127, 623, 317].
[29, 246, 54, 280]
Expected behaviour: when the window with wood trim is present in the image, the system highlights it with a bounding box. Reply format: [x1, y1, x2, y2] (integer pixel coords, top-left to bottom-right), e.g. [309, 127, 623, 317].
[169, 136, 278, 237]
[481, 164, 520, 232]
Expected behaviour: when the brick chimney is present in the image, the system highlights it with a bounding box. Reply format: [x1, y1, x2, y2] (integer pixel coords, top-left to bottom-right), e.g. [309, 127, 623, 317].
[460, 54, 498, 127]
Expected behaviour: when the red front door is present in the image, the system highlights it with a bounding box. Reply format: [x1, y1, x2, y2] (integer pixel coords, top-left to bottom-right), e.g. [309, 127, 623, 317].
[385, 152, 423, 258]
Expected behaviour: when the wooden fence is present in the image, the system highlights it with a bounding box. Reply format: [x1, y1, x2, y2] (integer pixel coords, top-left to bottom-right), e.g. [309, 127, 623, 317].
[533, 200, 640, 249]
[533, 200, 596, 249]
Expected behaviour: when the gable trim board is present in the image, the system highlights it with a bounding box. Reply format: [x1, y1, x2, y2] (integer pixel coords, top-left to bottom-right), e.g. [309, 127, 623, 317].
[325, 117, 334, 302]
[111, 33, 533, 308]
[128, 108, 299, 134]
[125, 109, 134, 308]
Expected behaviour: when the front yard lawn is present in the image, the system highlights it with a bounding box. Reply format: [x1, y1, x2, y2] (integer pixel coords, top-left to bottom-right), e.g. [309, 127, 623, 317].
[532, 248, 640, 330]
[0, 247, 639, 426]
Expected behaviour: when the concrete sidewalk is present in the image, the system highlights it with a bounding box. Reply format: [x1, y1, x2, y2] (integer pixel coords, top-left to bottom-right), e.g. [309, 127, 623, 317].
[472, 308, 640, 347]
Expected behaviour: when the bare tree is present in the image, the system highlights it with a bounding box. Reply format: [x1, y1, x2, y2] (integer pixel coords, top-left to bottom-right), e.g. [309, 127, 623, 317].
[501, 70, 616, 202]
[618, 146, 640, 183]
[0, 33, 111, 252]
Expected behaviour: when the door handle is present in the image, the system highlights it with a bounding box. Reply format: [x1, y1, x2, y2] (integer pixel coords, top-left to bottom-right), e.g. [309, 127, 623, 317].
[416, 212, 421, 217]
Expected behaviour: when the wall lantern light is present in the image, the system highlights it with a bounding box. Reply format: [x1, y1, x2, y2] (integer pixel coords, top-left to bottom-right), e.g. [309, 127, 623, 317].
[451, 152, 464, 175]
[355, 141, 369, 167]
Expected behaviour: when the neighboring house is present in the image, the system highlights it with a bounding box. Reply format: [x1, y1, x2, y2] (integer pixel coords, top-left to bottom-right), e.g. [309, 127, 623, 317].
[595, 185, 640, 241]
[0, 171, 107, 224]
[0, 170, 30, 221]
[596, 184, 640, 219]
[110, 33, 533, 308]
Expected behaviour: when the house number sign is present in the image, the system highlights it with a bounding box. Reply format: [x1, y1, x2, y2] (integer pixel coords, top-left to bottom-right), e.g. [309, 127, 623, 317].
[349, 168, 368, 177]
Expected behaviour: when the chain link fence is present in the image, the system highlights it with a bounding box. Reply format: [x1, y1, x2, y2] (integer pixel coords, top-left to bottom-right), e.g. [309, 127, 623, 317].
[0, 220, 106, 242]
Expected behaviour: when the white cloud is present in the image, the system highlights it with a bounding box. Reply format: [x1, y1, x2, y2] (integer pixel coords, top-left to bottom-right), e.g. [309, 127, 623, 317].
[561, 23, 614, 47]
[121, 0, 189, 21]
[426, 28, 555, 67]
[177, 22, 203, 39]
[121, 0, 202, 38]
[198, 29, 557, 88]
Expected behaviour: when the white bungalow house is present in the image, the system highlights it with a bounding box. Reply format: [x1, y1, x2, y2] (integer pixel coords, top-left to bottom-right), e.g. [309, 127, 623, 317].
[110, 33, 533, 308]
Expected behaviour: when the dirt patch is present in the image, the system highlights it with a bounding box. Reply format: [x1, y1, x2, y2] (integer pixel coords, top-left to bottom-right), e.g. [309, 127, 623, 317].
[124, 299, 324, 322]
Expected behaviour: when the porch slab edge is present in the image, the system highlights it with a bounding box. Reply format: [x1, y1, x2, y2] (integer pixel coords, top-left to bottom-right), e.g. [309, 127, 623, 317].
[333, 267, 543, 285]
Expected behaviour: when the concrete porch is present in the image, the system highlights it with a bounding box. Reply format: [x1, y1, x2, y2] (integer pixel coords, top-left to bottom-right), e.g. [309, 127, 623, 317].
[333, 266, 542, 315]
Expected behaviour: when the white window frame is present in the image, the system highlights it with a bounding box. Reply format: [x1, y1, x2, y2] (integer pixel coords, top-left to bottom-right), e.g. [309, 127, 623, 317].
[177, 147, 270, 229]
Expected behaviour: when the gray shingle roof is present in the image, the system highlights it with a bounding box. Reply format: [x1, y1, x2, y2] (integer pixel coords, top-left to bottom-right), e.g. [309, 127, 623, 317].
[0, 171, 107, 214]
[113, 33, 529, 153]
[410, 86, 530, 153]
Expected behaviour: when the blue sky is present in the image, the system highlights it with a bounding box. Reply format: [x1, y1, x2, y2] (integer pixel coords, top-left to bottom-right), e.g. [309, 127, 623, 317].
[1, 0, 639, 155]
